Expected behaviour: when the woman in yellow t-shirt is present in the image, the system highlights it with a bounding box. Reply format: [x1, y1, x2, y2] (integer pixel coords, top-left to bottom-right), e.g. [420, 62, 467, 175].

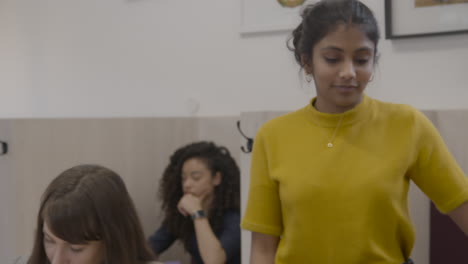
[241, 0, 468, 263]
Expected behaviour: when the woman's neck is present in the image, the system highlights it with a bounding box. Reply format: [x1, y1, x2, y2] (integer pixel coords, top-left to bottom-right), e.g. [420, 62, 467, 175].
[313, 96, 362, 114]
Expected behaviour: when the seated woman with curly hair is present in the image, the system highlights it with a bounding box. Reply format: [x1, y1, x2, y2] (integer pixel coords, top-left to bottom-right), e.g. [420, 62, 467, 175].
[149, 141, 241, 264]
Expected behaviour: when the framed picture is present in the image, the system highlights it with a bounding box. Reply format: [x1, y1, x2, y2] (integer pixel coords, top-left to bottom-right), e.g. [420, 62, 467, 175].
[240, 0, 307, 34]
[385, 0, 468, 39]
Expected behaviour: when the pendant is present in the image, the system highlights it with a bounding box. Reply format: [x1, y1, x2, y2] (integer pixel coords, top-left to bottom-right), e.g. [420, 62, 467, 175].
[327, 142, 333, 148]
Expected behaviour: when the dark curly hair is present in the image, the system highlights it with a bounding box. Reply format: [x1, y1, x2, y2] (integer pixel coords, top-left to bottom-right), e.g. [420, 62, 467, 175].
[288, 0, 380, 68]
[158, 141, 240, 251]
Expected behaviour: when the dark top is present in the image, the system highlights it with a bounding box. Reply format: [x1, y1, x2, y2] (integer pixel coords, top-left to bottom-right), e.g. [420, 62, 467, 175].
[148, 209, 241, 264]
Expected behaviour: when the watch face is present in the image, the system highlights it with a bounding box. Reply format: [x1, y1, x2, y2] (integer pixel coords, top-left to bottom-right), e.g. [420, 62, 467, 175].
[191, 210, 206, 220]
[277, 0, 305, 8]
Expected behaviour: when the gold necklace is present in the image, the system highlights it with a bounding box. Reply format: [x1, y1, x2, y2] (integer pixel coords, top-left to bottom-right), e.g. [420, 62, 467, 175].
[326, 114, 344, 148]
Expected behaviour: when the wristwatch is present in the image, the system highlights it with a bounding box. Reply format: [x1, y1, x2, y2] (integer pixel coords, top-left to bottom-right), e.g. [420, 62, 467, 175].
[191, 210, 206, 220]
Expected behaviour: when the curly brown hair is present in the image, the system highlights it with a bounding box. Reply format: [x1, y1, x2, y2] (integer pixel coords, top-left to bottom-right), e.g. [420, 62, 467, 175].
[158, 141, 240, 250]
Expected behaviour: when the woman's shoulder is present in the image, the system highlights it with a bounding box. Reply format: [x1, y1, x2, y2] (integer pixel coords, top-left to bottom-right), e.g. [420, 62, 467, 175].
[222, 209, 240, 224]
[11, 256, 28, 264]
[256, 107, 307, 139]
[371, 96, 415, 112]
[223, 208, 240, 217]
[370, 97, 421, 121]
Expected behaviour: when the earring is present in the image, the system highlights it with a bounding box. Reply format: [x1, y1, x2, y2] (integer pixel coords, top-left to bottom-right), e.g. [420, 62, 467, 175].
[305, 73, 313, 83]
[368, 74, 374, 83]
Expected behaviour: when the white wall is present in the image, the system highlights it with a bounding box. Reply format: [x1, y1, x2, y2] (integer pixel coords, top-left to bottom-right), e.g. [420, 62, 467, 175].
[2, 0, 467, 118]
[0, 0, 32, 117]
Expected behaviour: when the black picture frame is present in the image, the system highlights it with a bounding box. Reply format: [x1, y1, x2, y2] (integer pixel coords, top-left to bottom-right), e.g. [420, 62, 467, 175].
[385, 0, 468, 39]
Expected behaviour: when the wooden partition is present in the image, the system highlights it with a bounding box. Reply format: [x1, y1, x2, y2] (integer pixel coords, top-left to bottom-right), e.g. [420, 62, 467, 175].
[0, 117, 240, 263]
[239, 110, 468, 264]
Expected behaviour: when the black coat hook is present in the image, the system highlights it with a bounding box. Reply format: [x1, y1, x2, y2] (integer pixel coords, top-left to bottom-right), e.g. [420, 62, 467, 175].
[0, 141, 8, 155]
[236, 121, 254, 153]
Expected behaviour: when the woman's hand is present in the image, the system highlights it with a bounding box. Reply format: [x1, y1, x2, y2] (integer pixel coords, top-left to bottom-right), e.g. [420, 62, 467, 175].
[448, 200, 468, 236]
[177, 194, 202, 217]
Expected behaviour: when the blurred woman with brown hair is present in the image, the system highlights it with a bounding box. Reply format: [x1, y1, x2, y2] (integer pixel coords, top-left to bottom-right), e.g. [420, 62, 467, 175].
[25, 164, 159, 264]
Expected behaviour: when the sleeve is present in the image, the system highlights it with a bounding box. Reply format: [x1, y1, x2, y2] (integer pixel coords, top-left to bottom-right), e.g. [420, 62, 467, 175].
[240, 126, 283, 236]
[408, 109, 468, 214]
[218, 211, 241, 261]
[148, 225, 177, 255]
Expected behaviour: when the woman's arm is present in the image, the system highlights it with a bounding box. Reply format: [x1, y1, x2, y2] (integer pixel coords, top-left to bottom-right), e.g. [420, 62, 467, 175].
[448, 200, 468, 236]
[178, 194, 227, 264]
[148, 225, 177, 259]
[192, 217, 227, 264]
[250, 232, 279, 264]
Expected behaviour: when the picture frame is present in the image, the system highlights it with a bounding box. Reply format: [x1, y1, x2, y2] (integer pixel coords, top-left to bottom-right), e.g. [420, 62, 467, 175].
[385, 0, 468, 39]
[240, 0, 305, 34]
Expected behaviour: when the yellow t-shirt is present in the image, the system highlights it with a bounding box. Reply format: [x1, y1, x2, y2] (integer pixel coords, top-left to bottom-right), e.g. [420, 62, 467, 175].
[241, 95, 468, 264]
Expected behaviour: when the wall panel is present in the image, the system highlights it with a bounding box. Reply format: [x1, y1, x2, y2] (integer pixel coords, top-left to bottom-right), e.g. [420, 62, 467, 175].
[0, 116, 239, 263]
